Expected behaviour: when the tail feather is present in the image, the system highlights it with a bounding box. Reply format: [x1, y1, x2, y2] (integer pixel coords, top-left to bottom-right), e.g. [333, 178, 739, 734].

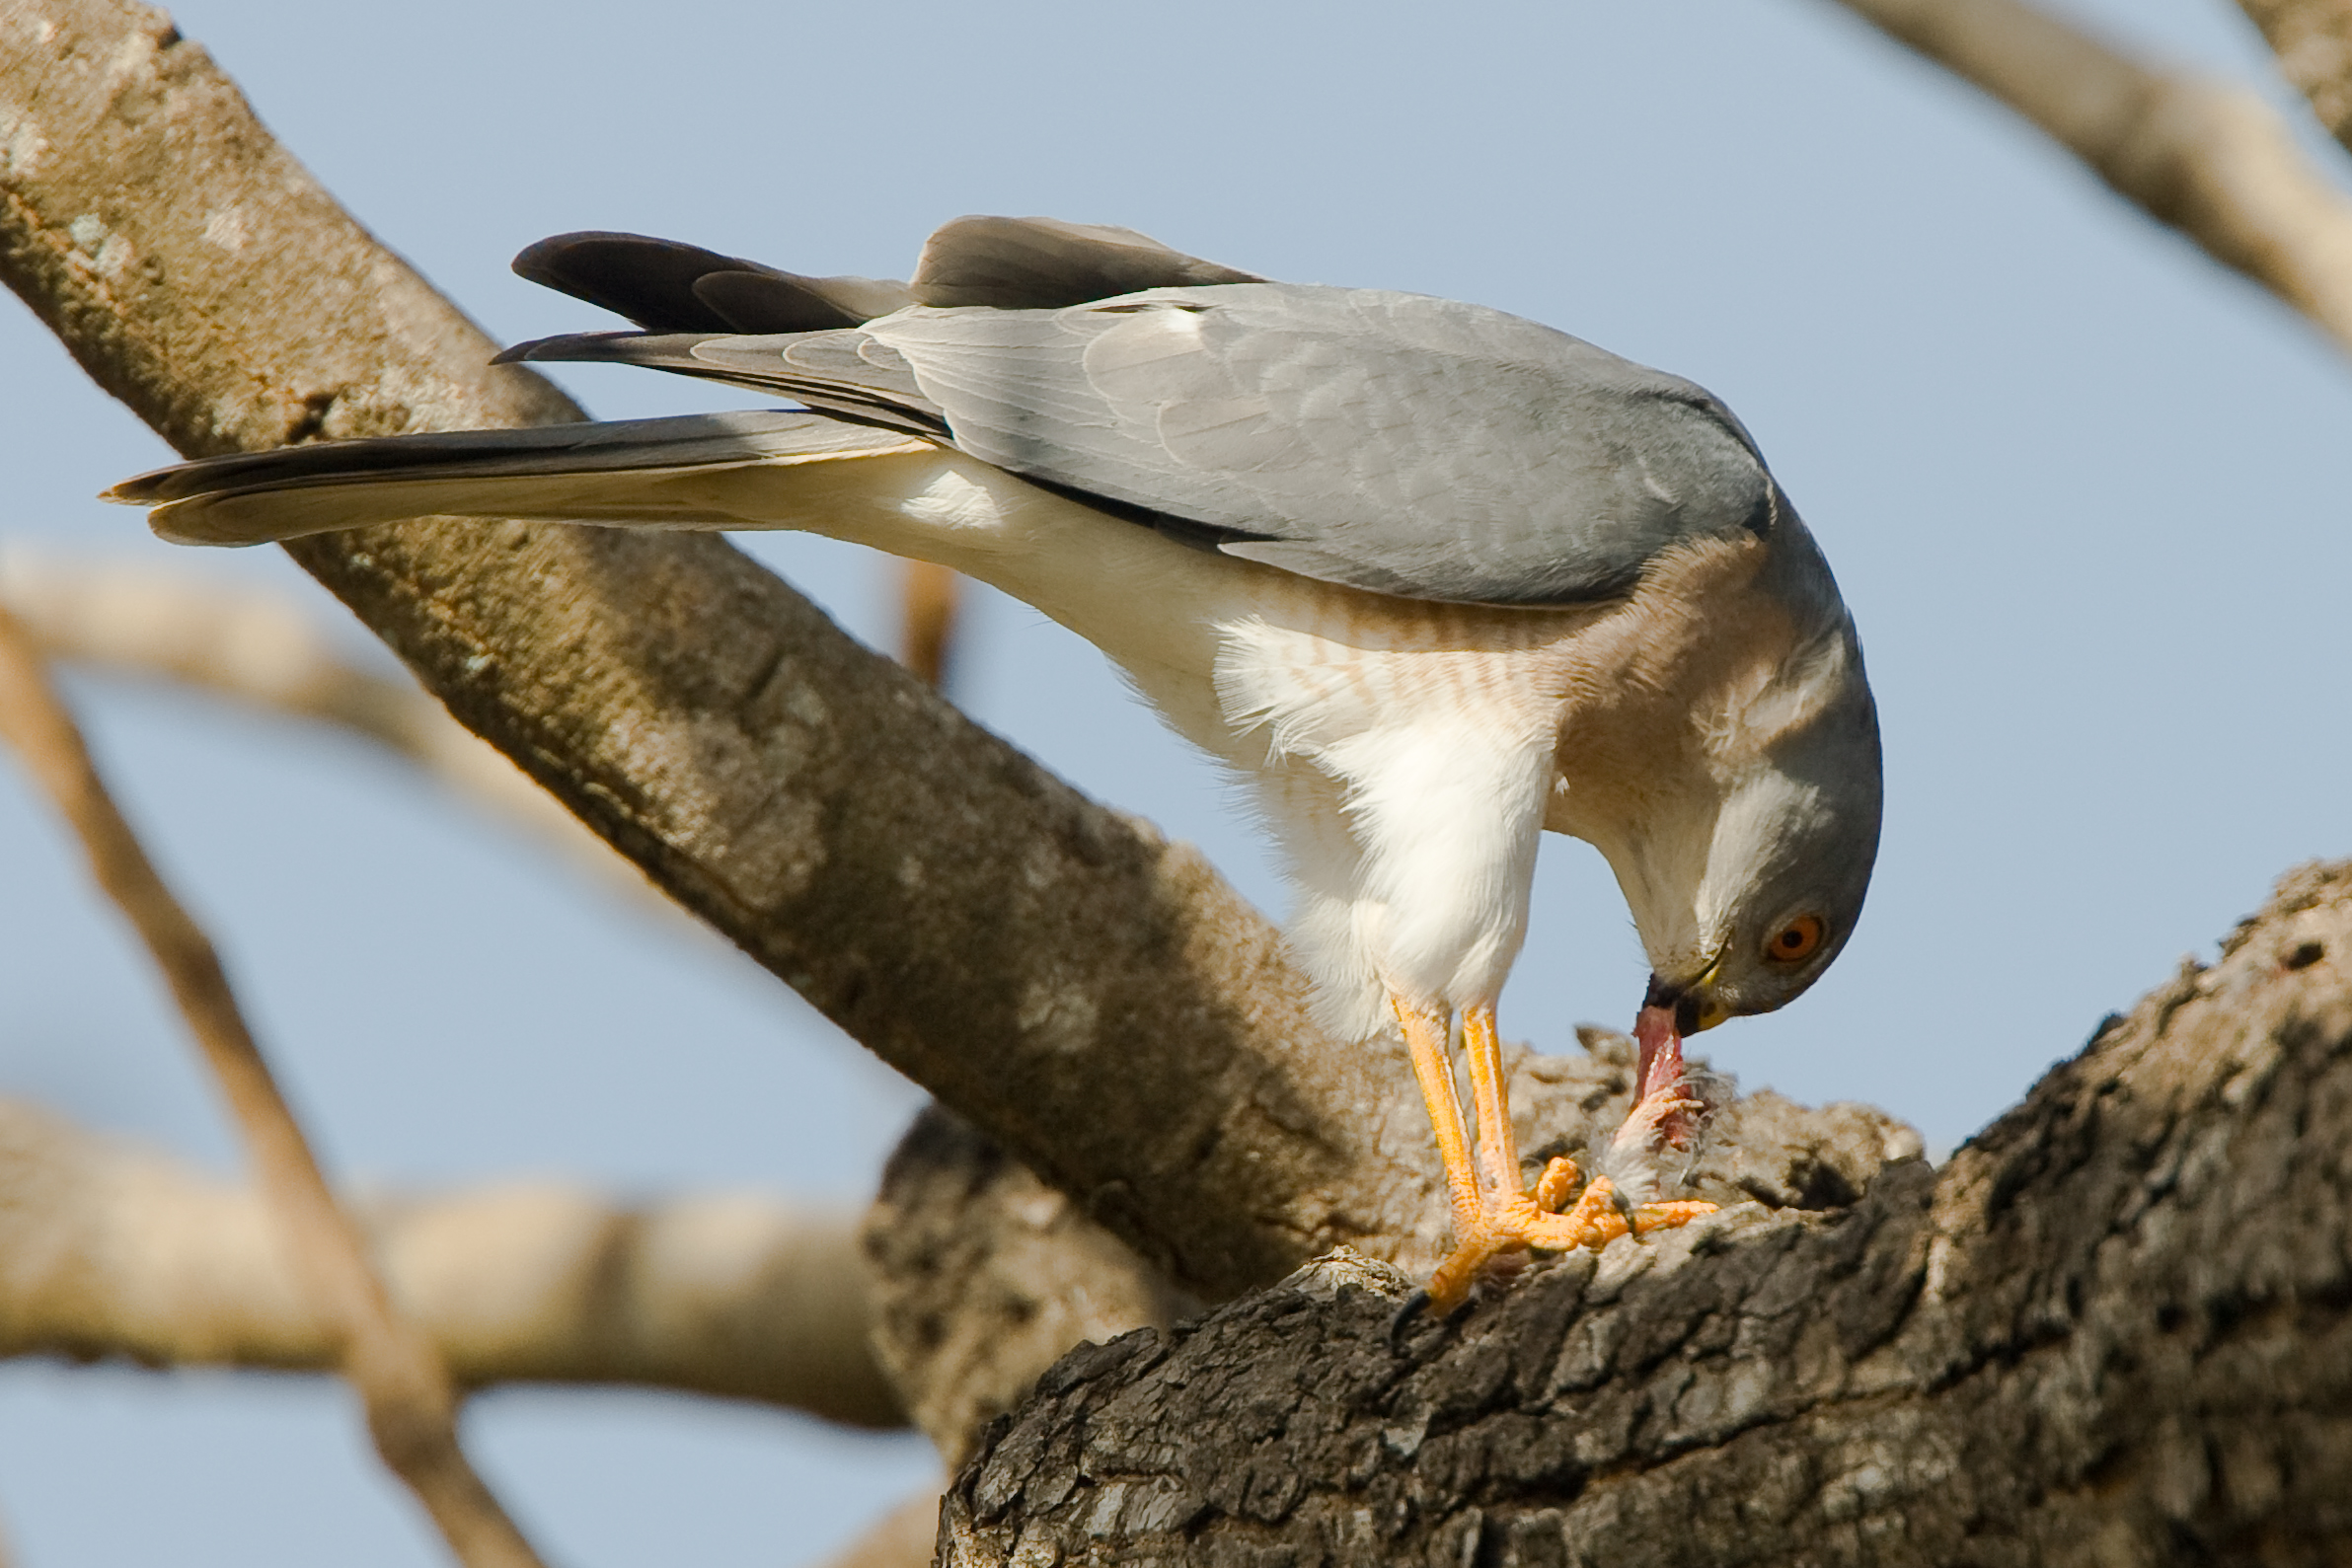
[493, 327, 947, 439]
[104, 411, 934, 547]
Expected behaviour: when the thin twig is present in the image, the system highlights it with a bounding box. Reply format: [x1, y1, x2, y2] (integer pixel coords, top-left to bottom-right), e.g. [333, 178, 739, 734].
[1833, 0, 2352, 356]
[0, 546, 693, 930]
[0, 602, 549, 1568]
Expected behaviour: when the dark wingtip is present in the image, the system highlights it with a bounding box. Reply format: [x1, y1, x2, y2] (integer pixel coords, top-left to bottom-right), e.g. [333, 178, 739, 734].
[510, 230, 644, 287]
[101, 466, 186, 505]
[492, 331, 645, 366]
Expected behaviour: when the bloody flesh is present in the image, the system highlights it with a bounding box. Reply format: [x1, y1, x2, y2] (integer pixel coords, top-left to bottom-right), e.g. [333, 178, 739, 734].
[1632, 1003, 1697, 1149]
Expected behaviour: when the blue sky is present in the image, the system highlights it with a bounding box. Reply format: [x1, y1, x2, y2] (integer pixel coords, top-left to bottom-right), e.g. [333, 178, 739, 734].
[2, 2, 2347, 1562]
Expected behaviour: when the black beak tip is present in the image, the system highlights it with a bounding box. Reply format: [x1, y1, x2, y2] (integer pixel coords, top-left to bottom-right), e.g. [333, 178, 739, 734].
[1641, 972, 1705, 1037]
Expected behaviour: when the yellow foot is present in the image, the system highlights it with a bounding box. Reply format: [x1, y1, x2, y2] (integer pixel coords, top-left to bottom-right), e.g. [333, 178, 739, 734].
[1391, 994, 1718, 1317]
[1423, 1155, 1717, 1312]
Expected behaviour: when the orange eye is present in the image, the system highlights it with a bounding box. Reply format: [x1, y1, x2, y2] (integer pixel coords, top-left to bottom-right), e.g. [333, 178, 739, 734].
[1765, 915, 1826, 965]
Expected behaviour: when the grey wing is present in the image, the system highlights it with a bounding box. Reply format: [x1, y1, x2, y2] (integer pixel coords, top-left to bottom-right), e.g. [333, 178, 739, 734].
[494, 215, 1266, 440]
[867, 284, 1783, 606]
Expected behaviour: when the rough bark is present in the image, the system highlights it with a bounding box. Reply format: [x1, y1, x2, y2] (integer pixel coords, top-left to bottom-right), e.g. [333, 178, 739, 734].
[2238, 0, 2352, 153]
[1832, 0, 2352, 356]
[940, 861, 2352, 1566]
[868, 1056, 1920, 1471]
[0, 0, 1415, 1302]
[0, 1099, 900, 1426]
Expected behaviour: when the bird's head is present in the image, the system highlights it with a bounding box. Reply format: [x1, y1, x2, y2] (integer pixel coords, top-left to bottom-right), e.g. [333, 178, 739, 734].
[1604, 609, 1883, 1047]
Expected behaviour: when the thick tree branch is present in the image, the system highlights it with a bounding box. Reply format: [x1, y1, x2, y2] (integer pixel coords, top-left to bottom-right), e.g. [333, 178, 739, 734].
[0, 0, 1419, 1303]
[942, 861, 2352, 1564]
[1833, 0, 2352, 355]
[0, 604, 546, 1568]
[867, 1061, 1920, 1472]
[2238, 0, 2352, 154]
[0, 1097, 901, 1426]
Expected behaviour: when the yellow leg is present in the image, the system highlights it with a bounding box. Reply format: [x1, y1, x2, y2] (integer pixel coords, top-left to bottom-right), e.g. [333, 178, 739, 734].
[1461, 1006, 1521, 1198]
[1392, 997, 1481, 1236]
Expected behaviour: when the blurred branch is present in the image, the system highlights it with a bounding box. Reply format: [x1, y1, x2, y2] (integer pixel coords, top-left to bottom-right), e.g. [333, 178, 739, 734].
[896, 560, 963, 689]
[0, 1098, 903, 1426]
[0, 605, 547, 1568]
[0, 544, 694, 929]
[1834, 0, 2352, 355]
[862, 1106, 1199, 1468]
[2238, 0, 2352, 153]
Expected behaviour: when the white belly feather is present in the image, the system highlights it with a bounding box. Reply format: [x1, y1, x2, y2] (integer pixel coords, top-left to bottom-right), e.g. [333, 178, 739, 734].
[812, 451, 1589, 1038]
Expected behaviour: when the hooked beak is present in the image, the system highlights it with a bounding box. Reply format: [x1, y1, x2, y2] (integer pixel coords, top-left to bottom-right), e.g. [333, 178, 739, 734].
[1641, 955, 1729, 1039]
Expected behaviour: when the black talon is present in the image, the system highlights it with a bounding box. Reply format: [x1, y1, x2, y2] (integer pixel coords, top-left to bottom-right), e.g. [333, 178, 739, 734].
[1389, 1290, 1434, 1341]
[1609, 1182, 1642, 1234]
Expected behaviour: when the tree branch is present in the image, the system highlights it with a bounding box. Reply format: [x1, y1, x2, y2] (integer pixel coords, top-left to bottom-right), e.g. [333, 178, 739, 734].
[862, 1107, 1201, 1468]
[2238, 0, 2352, 154]
[1832, 0, 2352, 355]
[941, 861, 2352, 1564]
[0, 604, 546, 1568]
[866, 1060, 1920, 1473]
[0, 1097, 901, 1426]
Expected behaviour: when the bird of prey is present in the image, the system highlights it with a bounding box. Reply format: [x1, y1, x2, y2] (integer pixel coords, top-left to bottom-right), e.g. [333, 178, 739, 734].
[110, 216, 1882, 1307]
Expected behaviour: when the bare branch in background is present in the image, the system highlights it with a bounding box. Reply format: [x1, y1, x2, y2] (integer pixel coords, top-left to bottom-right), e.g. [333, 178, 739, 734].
[0, 1098, 902, 1426]
[0, 604, 548, 1568]
[0, 545, 699, 929]
[1833, 0, 2352, 356]
[896, 560, 963, 689]
[863, 1107, 1200, 1468]
[2238, 0, 2352, 153]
